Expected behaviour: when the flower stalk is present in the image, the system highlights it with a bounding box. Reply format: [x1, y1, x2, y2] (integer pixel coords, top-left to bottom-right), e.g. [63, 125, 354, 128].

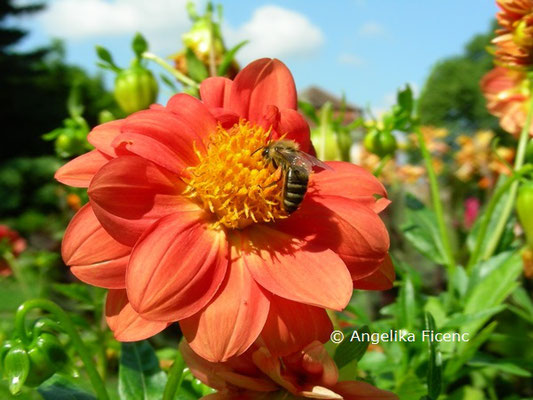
[162, 350, 186, 400]
[480, 73, 533, 262]
[467, 164, 533, 270]
[142, 51, 200, 88]
[414, 125, 456, 273]
[14, 299, 110, 400]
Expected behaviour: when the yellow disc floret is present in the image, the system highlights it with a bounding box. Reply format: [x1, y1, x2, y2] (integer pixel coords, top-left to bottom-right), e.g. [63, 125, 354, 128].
[185, 120, 287, 229]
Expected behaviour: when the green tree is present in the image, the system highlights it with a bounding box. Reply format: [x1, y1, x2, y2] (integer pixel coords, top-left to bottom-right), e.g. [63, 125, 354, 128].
[418, 22, 499, 133]
[0, 0, 116, 159]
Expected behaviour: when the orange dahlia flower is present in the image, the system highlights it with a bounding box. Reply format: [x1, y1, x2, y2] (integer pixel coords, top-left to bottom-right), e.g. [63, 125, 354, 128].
[181, 340, 398, 400]
[493, 0, 533, 68]
[55, 59, 391, 362]
[481, 66, 533, 136]
[496, 0, 533, 29]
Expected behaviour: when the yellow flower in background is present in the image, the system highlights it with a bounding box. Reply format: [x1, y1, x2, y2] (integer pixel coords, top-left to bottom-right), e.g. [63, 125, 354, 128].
[408, 126, 449, 154]
[454, 130, 514, 188]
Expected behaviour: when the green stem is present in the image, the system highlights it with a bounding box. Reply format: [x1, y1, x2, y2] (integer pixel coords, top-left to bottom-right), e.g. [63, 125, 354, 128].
[142, 52, 200, 88]
[414, 125, 456, 273]
[466, 165, 533, 270]
[373, 154, 391, 177]
[14, 299, 110, 400]
[480, 75, 533, 261]
[162, 350, 186, 400]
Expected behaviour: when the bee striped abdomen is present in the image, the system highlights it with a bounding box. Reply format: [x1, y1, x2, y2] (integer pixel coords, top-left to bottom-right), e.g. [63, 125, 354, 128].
[283, 167, 309, 213]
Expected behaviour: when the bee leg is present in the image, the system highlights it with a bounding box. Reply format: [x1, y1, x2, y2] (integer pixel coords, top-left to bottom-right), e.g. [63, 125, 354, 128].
[261, 167, 283, 189]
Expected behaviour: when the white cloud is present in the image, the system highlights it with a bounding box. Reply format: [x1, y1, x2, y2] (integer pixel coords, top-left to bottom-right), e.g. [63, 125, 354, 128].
[224, 5, 324, 62]
[338, 52, 365, 67]
[358, 21, 386, 37]
[37, 0, 195, 53]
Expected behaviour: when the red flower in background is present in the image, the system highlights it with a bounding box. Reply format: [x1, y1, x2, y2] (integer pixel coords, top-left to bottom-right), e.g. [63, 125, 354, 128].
[181, 340, 398, 400]
[0, 225, 27, 277]
[56, 58, 392, 362]
[481, 66, 533, 136]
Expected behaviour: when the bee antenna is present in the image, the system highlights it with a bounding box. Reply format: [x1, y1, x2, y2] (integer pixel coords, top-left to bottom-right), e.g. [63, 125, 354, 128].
[251, 146, 264, 156]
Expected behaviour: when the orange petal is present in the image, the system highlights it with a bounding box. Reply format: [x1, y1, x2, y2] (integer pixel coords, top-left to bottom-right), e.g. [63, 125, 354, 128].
[180, 341, 278, 393]
[309, 161, 389, 213]
[353, 255, 395, 291]
[105, 289, 168, 341]
[88, 155, 189, 246]
[111, 109, 201, 176]
[166, 93, 217, 148]
[300, 341, 338, 387]
[87, 119, 124, 156]
[126, 211, 228, 321]
[62, 204, 130, 288]
[229, 59, 297, 121]
[243, 225, 352, 311]
[180, 256, 270, 362]
[276, 109, 311, 153]
[200, 77, 233, 109]
[333, 381, 398, 399]
[54, 150, 111, 188]
[259, 295, 332, 357]
[276, 197, 389, 281]
[252, 347, 299, 393]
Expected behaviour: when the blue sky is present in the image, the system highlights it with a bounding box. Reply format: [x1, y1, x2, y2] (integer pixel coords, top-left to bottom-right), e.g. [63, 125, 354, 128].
[12, 0, 498, 113]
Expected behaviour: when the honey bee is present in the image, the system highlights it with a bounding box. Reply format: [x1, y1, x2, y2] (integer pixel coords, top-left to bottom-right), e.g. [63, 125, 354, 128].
[260, 140, 331, 213]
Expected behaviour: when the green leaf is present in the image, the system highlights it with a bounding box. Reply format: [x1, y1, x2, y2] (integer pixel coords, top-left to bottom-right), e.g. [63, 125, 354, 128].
[397, 84, 414, 115]
[401, 194, 449, 265]
[333, 326, 370, 369]
[463, 250, 522, 336]
[185, 48, 209, 83]
[298, 100, 319, 125]
[445, 322, 498, 378]
[38, 375, 96, 400]
[160, 74, 178, 92]
[467, 176, 512, 255]
[424, 312, 442, 400]
[467, 358, 532, 377]
[132, 33, 149, 59]
[511, 286, 533, 319]
[439, 306, 506, 330]
[398, 272, 417, 331]
[95, 46, 120, 71]
[52, 284, 93, 305]
[217, 40, 248, 76]
[119, 341, 167, 400]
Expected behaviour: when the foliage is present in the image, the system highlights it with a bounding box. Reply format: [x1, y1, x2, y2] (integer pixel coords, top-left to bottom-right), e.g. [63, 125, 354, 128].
[1, 2, 533, 400]
[0, 0, 116, 159]
[418, 22, 499, 133]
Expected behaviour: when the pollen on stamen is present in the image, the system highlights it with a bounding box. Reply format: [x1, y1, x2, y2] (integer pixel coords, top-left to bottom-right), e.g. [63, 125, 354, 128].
[184, 120, 288, 230]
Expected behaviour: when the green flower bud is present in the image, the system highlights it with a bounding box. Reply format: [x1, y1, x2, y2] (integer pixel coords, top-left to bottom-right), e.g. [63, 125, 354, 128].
[2, 343, 30, 395]
[55, 132, 90, 159]
[114, 63, 158, 115]
[311, 126, 341, 161]
[25, 333, 68, 387]
[1, 332, 68, 392]
[517, 181, 533, 248]
[364, 128, 397, 158]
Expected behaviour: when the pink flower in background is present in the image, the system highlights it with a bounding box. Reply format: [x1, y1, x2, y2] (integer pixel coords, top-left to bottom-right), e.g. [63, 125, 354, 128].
[464, 197, 481, 229]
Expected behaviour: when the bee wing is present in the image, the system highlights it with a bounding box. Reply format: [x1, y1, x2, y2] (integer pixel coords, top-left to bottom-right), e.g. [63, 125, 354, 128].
[300, 152, 334, 171]
[276, 148, 333, 172]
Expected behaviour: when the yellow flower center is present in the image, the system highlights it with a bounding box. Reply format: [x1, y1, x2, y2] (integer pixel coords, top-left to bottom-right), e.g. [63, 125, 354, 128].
[185, 120, 288, 229]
